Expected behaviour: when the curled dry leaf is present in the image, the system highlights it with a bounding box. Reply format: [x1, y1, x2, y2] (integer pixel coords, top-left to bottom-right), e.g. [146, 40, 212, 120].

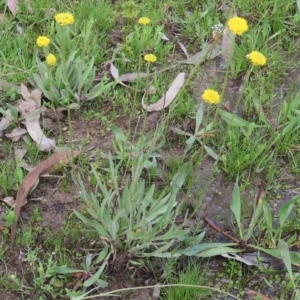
[15, 147, 27, 161]
[221, 253, 259, 266]
[1, 197, 16, 207]
[152, 286, 161, 300]
[160, 33, 170, 41]
[110, 63, 136, 89]
[0, 108, 14, 136]
[18, 84, 55, 152]
[142, 73, 185, 112]
[5, 127, 27, 142]
[183, 43, 221, 65]
[15, 147, 33, 171]
[10, 150, 81, 247]
[178, 42, 189, 59]
[245, 289, 272, 300]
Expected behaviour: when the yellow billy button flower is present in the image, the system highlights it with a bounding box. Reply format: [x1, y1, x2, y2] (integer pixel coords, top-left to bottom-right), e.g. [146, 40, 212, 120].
[138, 17, 151, 25]
[36, 36, 50, 47]
[144, 54, 157, 63]
[54, 12, 74, 26]
[247, 51, 267, 66]
[202, 89, 220, 104]
[46, 54, 57, 66]
[228, 17, 248, 36]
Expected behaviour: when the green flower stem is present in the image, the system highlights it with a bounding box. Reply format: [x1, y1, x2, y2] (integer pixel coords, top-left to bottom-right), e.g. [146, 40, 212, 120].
[57, 24, 75, 166]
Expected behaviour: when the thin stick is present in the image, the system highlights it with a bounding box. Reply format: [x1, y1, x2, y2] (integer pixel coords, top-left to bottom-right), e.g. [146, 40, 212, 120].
[204, 217, 240, 243]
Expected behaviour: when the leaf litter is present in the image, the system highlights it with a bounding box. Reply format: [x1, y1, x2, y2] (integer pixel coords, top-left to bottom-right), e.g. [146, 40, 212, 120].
[18, 83, 56, 151]
[5, 127, 27, 141]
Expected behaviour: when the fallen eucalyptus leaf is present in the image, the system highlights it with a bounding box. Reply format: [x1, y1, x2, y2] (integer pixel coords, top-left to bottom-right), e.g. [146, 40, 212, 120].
[110, 62, 119, 80]
[11, 151, 81, 247]
[7, 0, 18, 16]
[160, 33, 170, 41]
[5, 127, 27, 142]
[178, 42, 189, 59]
[221, 27, 235, 65]
[18, 85, 55, 152]
[142, 73, 185, 111]
[119, 72, 149, 82]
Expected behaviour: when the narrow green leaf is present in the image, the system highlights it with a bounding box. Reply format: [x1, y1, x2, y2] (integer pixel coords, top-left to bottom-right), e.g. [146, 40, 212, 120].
[83, 262, 106, 287]
[94, 245, 109, 264]
[195, 102, 204, 132]
[171, 162, 192, 193]
[179, 243, 238, 256]
[279, 195, 300, 229]
[181, 231, 205, 246]
[56, 266, 85, 274]
[150, 240, 174, 254]
[219, 109, 263, 128]
[152, 229, 188, 241]
[186, 135, 196, 145]
[78, 57, 95, 90]
[278, 239, 294, 286]
[230, 178, 242, 237]
[170, 126, 191, 136]
[245, 193, 264, 240]
[196, 246, 242, 258]
[110, 125, 127, 142]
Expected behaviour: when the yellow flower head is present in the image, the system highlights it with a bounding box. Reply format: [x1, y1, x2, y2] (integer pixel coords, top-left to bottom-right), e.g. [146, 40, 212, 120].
[202, 89, 220, 104]
[138, 17, 151, 25]
[46, 54, 57, 66]
[247, 51, 267, 66]
[228, 17, 248, 36]
[144, 54, 157, 63]
[55, 13, 74, 26]
[36, 36, 50, 47]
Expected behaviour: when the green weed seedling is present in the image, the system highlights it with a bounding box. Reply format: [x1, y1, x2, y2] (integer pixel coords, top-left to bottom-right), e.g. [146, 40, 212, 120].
[229, 178, 300, 294]
[163, 263, 211, 300]
[57, 248, 109, 295]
